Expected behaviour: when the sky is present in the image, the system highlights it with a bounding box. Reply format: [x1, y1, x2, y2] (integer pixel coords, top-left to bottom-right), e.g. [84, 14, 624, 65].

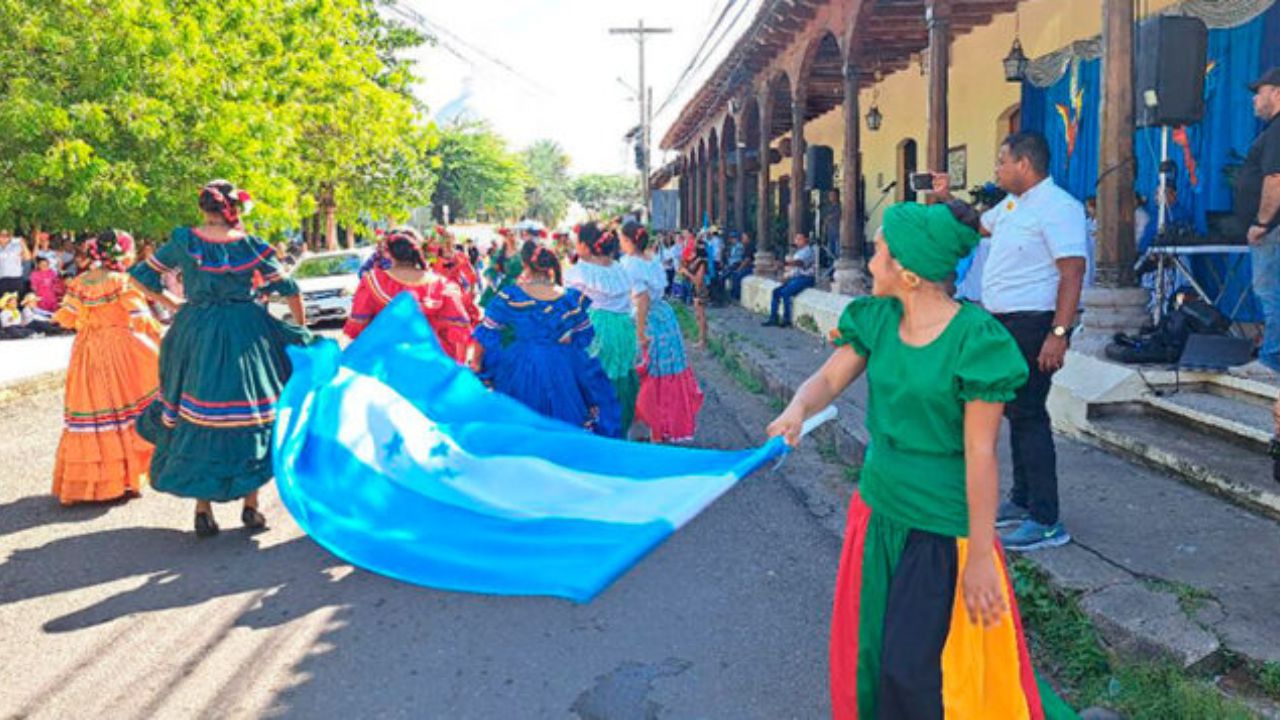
[393, 0, 726, 176]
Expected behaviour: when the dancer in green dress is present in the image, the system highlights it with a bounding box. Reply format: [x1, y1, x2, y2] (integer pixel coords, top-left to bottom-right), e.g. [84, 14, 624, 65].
[769, 201, 1075, 718]
[131, 180, 310, 537]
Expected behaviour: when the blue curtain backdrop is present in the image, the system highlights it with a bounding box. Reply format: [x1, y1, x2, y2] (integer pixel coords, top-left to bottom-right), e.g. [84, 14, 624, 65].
[1020, 4, 1280, 320]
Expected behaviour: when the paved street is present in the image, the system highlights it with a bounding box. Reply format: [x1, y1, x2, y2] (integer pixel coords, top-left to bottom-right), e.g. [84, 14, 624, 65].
[0, 345, 848, 719]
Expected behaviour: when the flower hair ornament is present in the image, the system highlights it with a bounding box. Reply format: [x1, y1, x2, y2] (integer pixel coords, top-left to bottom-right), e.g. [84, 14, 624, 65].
[199, 181, 253, 228]
[85, 230, 134, 272]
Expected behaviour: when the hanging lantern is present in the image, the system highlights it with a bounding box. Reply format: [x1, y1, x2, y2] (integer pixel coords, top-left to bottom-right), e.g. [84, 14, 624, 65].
[1003, 37, 1029, 82]
[865, 105, 883, 132]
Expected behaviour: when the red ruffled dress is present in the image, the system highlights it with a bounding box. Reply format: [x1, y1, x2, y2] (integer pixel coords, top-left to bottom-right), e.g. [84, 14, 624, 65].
[343, 267, 473, 363]
[620, 254, 703, 441]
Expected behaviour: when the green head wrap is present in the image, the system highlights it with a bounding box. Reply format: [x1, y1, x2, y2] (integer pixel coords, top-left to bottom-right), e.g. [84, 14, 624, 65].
[881, 202, 980, 282]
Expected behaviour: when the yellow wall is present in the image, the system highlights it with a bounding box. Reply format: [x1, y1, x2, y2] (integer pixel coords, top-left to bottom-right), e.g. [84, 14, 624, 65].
[787, 0, 1179, 232]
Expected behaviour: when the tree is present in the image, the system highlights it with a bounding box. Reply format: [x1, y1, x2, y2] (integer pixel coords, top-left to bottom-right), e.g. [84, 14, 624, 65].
[521, 140, 571, 226]
[430, 120, 528, 223]
[0, 0, 438, 243]
[571, 173, 642, 219]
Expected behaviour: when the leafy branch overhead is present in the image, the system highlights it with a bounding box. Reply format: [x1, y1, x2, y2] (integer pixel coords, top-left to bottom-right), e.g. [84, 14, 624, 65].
[0, 0, 438, 238]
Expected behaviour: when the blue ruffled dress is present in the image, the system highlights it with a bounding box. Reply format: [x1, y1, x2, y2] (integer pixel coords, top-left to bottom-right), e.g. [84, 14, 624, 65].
[473, 285, 622, 438]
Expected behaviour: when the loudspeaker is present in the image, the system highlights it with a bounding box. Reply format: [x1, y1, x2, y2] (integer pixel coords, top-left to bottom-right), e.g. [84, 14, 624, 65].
[806, 145, 834, 191]
[1135, 16, 1207, 128]
[1178, 334, 1252, 371]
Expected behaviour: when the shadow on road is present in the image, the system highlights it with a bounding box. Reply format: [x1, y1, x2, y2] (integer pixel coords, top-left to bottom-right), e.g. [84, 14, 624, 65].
[1, 526, 348, 633]
[0, 495, 113, 539]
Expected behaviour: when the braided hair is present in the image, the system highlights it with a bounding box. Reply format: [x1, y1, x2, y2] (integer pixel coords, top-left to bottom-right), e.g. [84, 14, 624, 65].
[521, 240, 562, 286]
[620, 220, 650, 253]
[84, 229, 134, 272]
[198, 180, 252, 228]
[576, 221, 618, 259]
[385, 226, 426, 269]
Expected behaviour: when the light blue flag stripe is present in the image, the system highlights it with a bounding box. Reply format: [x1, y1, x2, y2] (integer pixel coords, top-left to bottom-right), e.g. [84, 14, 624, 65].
[274, 293, 786, 602]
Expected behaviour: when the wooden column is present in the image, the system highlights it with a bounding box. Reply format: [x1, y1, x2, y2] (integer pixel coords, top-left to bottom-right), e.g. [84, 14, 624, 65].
[704, 148, 715, 228]
[925, 0, 952, 173]
[834, 60, 869, 295]
[756, 91, 778, 277]
[717, 140, 729, 229]
[679, 165, 688, 228]
[733, 119, 746, 233]
[1097, 0, 1137, 287]
[840, 62, 864, 262]
[789, 95, 807, 243]
[694, 154, 703, 228]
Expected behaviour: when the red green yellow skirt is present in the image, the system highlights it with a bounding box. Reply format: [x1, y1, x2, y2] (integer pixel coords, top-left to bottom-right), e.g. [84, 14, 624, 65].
[830, 493, 1077, 719]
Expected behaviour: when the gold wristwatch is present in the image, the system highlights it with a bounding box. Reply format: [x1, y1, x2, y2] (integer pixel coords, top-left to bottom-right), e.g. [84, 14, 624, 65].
[1051, 325, 1070, 338]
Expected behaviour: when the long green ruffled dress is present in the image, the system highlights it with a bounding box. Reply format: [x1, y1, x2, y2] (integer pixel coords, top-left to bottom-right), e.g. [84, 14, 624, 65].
[130, 227, 311, 501]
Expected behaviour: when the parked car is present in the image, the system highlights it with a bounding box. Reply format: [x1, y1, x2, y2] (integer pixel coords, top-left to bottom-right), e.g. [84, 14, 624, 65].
[269, 247, 372, 326]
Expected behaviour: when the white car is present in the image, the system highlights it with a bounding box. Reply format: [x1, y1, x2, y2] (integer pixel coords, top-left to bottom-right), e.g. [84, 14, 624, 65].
[270, 247, 373, 326]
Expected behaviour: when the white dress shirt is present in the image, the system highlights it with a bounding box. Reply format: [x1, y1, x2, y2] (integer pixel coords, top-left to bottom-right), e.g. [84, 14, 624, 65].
[980, 178, 1087, 314]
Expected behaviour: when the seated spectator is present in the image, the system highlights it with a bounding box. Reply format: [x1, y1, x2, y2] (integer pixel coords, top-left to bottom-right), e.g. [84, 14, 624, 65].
[29, 257, 65, 312]
[20, 293, 63, 335]
[762, 233, 816, 328]
[728, 231, 756, 301]
[0, 292, 32, 339]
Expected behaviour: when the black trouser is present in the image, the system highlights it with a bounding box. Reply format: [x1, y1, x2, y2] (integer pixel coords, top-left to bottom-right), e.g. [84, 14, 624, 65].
[994, 311, 1060, 526]
[0, 276, 25, 297]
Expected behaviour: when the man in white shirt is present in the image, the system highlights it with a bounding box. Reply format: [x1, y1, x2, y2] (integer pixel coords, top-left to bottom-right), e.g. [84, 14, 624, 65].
[763, 233, 816, 327]
[0, 230, 30, 297]
[943, 131, 1086, 552]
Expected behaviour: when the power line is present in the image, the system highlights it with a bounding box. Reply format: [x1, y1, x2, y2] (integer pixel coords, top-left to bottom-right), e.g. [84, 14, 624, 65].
[385, 3, 556, 98]
[658, 0, 737, 109]
[653, 0, 756, 121]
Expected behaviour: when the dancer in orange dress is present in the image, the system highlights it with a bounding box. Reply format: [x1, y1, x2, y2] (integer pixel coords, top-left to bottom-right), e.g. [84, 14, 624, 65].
[52, 229, 161, 505]
[343, 227, 474, 363]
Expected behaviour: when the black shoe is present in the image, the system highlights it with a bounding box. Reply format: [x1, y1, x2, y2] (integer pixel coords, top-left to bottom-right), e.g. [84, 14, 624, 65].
[241, 506, 267, 532]
[778, 320, 793, 328]
[195, 511, 220, 538]
[761, 319, 778, 327]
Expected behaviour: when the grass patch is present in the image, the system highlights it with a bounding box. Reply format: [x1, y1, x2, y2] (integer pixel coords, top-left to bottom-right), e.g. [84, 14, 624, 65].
[842, 464, 861, 484]
[1143, 579, 1216, 618]
[1011, 559, 1256, 719]
[1255, 662, 1280, 698]
[673, 304, 765, 396]
[795, 314, 819, 334]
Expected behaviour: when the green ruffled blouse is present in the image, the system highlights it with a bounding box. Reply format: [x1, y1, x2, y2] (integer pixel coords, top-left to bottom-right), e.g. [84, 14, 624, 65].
[834, 296, 1028, 537]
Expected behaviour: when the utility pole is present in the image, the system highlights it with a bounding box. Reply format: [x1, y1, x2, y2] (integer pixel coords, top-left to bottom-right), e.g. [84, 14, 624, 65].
[609, 19, 671, 221]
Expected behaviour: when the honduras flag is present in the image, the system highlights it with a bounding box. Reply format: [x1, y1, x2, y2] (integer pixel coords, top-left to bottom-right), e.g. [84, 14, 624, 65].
[273, 293, 796, 603]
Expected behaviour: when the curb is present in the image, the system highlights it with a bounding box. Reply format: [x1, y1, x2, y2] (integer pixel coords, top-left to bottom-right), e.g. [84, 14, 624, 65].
[706, 311, 1225, 672]
[0, 370, 65, 406]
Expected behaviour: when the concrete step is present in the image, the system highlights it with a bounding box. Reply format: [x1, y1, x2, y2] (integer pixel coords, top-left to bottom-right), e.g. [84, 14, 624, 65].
[1084, 403, 1280, 520]
[1144, 386, 1272, 452]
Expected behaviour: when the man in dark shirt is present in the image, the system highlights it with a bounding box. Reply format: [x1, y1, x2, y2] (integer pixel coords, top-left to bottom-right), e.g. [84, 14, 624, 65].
[1237, 67, 1280, 371]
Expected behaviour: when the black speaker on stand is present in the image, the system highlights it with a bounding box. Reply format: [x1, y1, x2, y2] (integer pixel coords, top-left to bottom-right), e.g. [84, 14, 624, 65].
[805, 145, 834, 191]
[1135, 16, 1208, 128]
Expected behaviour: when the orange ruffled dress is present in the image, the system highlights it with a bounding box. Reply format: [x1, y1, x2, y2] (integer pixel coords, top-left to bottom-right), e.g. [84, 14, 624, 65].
[52, 272, 161, 504]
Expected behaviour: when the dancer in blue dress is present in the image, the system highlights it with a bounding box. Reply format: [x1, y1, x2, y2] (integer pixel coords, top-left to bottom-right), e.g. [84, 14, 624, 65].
[473, 241, 622, 438]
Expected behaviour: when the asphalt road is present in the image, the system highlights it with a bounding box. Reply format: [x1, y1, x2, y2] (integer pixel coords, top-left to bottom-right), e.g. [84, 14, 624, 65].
[0, 341, 848, 719]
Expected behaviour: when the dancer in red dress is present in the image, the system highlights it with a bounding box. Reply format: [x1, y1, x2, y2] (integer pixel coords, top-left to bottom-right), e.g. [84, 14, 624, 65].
[343, 227, 473, 363]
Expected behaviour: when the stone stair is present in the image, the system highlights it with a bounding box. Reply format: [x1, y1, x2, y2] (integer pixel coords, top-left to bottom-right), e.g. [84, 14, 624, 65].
[1069, 373, 1280, 521]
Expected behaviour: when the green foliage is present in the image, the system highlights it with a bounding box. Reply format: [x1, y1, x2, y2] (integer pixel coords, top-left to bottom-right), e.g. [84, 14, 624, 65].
[521, 139, 571, 226]
[431, 120, 528, 222]
[0, 0, 437, 237]
[1011, 559, 1257, 719]
[571, 173, 641, 218]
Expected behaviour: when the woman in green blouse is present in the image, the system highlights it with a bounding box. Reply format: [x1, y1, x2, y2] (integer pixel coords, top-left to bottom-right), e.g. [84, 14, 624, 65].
[768, 201, 1074, 719]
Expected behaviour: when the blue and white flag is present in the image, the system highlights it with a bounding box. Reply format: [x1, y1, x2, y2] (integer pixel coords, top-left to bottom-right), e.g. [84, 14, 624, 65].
[273, 293, 788, 602]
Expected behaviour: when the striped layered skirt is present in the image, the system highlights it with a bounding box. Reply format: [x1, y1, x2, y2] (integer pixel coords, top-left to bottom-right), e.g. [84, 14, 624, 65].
[831, 493, 1076, 719]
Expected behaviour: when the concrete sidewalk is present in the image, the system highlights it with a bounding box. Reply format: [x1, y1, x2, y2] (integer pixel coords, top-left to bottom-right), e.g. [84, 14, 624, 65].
[0, 335, 73, 401]
[708, 303, 1280, 675]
